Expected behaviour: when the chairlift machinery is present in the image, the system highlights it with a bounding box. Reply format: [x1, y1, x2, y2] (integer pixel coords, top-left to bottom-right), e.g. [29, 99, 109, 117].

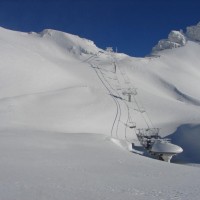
[136, 128, 183, 162]
[92, 52, 183, 163]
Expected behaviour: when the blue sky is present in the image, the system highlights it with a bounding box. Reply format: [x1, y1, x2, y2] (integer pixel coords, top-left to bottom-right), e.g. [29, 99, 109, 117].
[0, 0, 200, 57]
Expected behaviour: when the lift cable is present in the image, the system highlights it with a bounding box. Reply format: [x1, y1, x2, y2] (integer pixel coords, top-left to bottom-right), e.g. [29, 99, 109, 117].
[86, 53, 121, 138]
[97, 66, 122, 139]
[92, 63, 120, 138]
[107, 54, 138, 141]
[113, 56, 154, 129]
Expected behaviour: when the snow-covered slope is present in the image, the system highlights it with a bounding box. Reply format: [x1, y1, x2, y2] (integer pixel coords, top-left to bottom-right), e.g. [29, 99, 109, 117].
[0, 27, 114, 134]
[0, 24, 200, 199]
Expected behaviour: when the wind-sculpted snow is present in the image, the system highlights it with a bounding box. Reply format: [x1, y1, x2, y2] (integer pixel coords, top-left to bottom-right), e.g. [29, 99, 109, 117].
[152, 22, 200, 52]
[152, 30, 186, 52]
[168, 30, 187, 45]
[170, 124, 200, 164]
[186, 22, 200, 41]
[39, 29, 101, 55]
[154, 78, 200, 106]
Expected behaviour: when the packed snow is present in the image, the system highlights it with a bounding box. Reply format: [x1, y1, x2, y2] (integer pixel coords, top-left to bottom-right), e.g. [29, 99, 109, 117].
[0, 23, 200, 199]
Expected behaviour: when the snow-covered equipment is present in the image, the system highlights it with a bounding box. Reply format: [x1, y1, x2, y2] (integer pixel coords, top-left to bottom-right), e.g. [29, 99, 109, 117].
[150, 139, 183, 162]
[136, 128, 183, 162]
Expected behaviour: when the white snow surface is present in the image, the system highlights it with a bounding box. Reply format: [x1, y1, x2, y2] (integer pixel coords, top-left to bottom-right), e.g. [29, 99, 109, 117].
[0, 26, 200, 199]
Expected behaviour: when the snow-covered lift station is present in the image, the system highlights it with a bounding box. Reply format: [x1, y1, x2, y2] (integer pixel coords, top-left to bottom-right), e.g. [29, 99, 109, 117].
[88, 47, 183, 162]
[136, 128, 183, 162]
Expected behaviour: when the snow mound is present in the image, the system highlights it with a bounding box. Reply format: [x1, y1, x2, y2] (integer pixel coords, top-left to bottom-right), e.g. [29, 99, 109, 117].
[151, 140, 183, 154]
[152, 30, 186, 52]
[152, 22, 200, 53]
[186, 22, 200, 41]
[168, 30, 187, 46]
[170, 124, 200, 164]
